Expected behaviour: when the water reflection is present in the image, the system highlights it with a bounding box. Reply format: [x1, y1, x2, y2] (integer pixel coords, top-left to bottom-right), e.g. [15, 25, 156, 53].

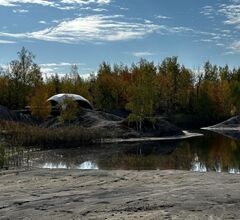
[228, 168, 240, 174]
[214, 162, 222, 173]
[77, 161, 98, 170]
[42, 162, 68, 169]
[41, 161, 98, 170]
[191, 155, 207, 172]
[8, 130, 240, 174]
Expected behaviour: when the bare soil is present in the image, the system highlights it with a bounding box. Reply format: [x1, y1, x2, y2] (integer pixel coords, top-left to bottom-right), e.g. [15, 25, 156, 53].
[0, 169, 239, 220]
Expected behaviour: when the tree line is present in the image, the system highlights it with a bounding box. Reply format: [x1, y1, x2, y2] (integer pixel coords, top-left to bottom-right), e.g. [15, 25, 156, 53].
[0, 47, 240, 123]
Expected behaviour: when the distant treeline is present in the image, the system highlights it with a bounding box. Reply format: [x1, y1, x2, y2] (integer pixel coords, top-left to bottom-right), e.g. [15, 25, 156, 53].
[0, 47, 240, 122]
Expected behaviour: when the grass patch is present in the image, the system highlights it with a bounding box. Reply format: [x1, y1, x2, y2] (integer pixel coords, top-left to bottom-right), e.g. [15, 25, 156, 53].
[0, 120, 106, 149]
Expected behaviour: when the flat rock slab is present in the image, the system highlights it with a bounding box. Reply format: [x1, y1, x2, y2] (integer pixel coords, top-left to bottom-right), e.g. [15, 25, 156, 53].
[0, 169, 240, 220]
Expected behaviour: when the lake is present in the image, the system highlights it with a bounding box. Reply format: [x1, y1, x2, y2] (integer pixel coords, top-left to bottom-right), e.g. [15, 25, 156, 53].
[20, 130, 240, 174]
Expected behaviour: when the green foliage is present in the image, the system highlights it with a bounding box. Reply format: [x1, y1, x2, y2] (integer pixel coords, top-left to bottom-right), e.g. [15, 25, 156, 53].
[59, 97, 79, 123]
[0, 144, 5, 168]
[230, 81, 240, 114]
[6, 47, 43, 109]
[0, 121, 105, 148]
[30, 87, 51, 120]
[0, 48, 240, 122]
[92, 62, 125, 111]
[204, 61, 218, 81]
[126, 59, 158, 129]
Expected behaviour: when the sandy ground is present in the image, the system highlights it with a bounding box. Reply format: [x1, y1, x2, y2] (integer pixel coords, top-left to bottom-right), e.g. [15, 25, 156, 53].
[0, 169, 240, 220]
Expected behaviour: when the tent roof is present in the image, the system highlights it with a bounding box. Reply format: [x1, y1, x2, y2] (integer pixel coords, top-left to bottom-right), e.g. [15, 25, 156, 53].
[47, 93, 91, 106]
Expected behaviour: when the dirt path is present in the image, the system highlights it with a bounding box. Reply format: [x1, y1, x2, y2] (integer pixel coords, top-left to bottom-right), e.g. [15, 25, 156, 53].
[0, 169, 239, 220]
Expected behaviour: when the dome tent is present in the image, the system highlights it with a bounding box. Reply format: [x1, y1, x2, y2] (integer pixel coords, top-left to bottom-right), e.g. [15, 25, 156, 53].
[47, 93, 93, 110]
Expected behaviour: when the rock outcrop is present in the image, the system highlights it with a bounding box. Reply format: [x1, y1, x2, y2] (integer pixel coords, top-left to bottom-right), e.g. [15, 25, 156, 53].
[0, 105, 183, 139]
[202, 116, 240, 140]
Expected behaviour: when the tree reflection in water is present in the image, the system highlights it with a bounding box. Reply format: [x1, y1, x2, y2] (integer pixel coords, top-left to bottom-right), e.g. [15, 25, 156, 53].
[7, 130, 240, 174]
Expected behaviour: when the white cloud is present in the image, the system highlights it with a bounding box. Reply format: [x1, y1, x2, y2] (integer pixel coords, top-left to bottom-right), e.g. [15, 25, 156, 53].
[201, 1, 240, 54]
[200, 39, 213, 43]
[40, 62, 87, 79]
[0, 10, 229, 47]
[39, 20, 47, 24]
[41, 67, 57, 75]
[223, 51, 235, 55]
[216, 43, 225, 47]
[168, 26, 193, 33]
[13, 9, 28, 13]
[0, 0, 55, 7]
[0, 39, 15, 43]
[0, 13, 225, 45]
[0, 15, 161, 43]
[40, 62, 84, 67]
[119, 7, 128, 11]
[229, 41, 240, 53]
[132, 51, 155, 57]
[200, 5, 214, 17]
[156, 15, 171, 20]
[61, 0, 110, 4]
[0, 0, 111, 9]
[92, 8, 107, 12]
[218, 2, 240, 25]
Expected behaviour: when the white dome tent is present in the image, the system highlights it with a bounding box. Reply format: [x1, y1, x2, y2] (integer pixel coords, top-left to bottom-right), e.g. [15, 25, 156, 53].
[47, 93, 93, 110]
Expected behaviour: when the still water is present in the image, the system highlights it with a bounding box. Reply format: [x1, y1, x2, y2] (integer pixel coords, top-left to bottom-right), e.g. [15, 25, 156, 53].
[26, 130, 240, 174]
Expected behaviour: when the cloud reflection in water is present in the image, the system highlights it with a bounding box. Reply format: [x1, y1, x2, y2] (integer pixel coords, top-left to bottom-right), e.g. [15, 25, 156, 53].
[41, 161, 99, 170]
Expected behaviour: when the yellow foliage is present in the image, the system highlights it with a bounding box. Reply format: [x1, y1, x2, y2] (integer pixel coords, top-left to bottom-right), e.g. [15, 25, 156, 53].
[30, 87, 51, 120]
[59, 97, 79, 123]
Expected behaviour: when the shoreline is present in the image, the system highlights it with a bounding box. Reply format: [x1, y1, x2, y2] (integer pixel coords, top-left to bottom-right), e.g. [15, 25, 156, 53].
[202, 127, 240, 131]
[0, 168, 239, 219]
[201, 127, 240, 140]
[99, 131, 203, 144]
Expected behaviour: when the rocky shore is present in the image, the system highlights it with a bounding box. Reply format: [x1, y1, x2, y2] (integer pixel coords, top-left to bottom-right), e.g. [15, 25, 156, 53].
[0, 105, 184, 146]
[0, 169, 240, 220]
[202, 116, 240, 140]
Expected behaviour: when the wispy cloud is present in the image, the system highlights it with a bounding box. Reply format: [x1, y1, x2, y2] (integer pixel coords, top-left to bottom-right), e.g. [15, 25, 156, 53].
[92, 8, 107, 12]
[119, 7, 128, 11]
[60, 0, 110, 4]
[218, 1, 240, 26]
[132, 51, 155, 57]
[0, 15, 161, 43]
[0, 0, 55, 7]
[0, 39, 15, 43]
[200, 5, 214, 17]
[38, 20, 47, 24]
[0, 13, 226, 45]
[156, 15, 171, 20]
[12, 9, 28, 13]
[0, 0, 111, 9]
[40, 62, 84, 67]
[228, 41, 240, 53]
[40, 62, 85, 76]
[199, 39, 213, 43]
[200, 1, 240, 54]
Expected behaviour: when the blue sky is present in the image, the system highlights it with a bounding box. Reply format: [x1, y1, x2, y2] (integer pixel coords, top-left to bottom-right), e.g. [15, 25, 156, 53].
[0, 0, 239, 77]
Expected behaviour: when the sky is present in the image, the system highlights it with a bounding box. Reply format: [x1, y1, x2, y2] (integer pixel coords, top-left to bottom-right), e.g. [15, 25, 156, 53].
[0, 0, 239, 77]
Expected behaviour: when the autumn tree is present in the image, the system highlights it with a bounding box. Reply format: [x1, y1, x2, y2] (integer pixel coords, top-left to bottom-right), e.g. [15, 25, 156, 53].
[230, 81, 240, 114]
[158, 57, 181, 112]
[177, 66, 194, 111]
[126, 59, 158, 130]
[6, 47, 43, 109]
[59, 97, 79, 124]
[30, 87, 51, 120]
[93, 62, 124, 112]
[0, 69, 10, 107]
[45, 74, 61, 96]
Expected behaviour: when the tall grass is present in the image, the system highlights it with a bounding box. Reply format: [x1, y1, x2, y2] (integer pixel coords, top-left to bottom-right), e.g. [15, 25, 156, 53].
[0, 144, 25, 169]
[0, 120, 106, 148]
